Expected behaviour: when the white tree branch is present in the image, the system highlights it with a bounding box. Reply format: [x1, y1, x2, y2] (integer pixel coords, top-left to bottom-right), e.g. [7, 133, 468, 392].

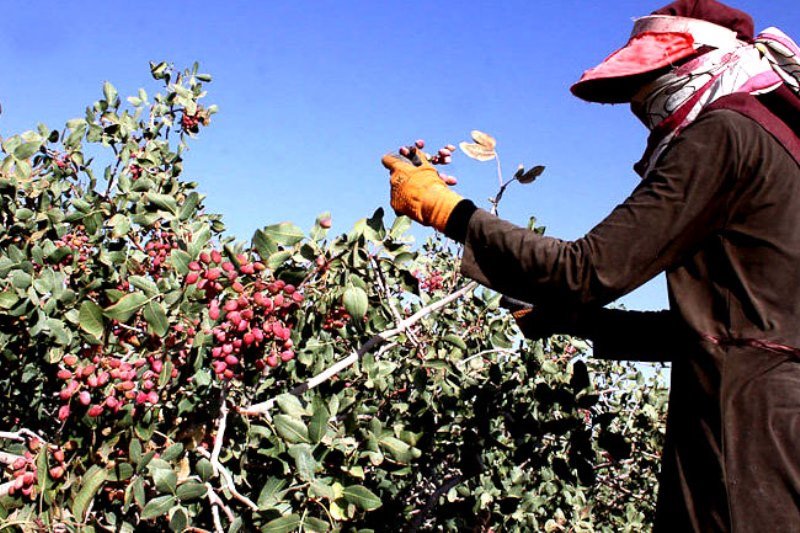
[0, 429, 47, 444]
[371, 256, 422, 348]
[0, 451, 22, 465]
[210, 398, 228, 477]
[205, 483, 233, 533]
[197, 447, 259, 512]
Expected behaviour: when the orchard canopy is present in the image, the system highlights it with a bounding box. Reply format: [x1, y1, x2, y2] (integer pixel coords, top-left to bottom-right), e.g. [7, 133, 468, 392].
[0, 63, 667, 531]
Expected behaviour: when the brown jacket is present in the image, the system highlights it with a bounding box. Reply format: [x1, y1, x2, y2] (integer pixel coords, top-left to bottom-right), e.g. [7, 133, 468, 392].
[456, 105, 800, 531]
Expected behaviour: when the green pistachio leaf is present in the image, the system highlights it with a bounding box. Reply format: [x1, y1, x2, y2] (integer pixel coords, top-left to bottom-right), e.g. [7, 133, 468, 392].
[103, 292, 148, 322]
[342, 485, 382, 511]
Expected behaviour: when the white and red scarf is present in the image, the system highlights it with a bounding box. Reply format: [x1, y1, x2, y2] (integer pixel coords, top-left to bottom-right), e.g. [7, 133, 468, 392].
[632, 24, 800, 177]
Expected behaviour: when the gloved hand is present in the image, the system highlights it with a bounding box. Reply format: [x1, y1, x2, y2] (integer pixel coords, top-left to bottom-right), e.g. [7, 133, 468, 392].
[382, 149, 462, 232]
[500, 296, 583, 341]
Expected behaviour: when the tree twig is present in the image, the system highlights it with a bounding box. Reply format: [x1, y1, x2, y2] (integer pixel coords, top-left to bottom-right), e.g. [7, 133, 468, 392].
[495, 152, 503, 190]
[370, 256, 422, 348]
[299, 249, 348, 289]
[0, 451, 22, 465]
[456, 348, 518, 368]
[210, 396, 227, 477]
[197, 391, 259, 512]
[0, 429, 47, 443]
[410, 471, 472, 532]
[197, 447, 259, 511]
[104, 142, 122, 197]
[205, 483, 234, 533]
[375, 341, 399, 359]
[113, 322, 147, 335]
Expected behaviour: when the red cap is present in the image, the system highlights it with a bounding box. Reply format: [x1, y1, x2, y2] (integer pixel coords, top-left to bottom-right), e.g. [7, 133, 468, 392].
[571, 0, 754, 103]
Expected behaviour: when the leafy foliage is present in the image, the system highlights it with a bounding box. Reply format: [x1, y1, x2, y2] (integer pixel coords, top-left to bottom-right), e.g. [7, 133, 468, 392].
[0, 63, 668, 531]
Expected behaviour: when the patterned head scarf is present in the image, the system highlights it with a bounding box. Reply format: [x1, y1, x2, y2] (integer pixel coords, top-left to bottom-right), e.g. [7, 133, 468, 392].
[631, 23, 800, 177]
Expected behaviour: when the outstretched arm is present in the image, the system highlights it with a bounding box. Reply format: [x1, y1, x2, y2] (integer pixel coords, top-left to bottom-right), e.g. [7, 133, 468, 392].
[452, 111, 740, 308]
[509, 304, 688, 362]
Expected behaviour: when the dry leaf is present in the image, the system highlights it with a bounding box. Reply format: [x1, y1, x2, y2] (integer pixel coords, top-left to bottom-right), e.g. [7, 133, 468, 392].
[177, 457, 191, 481]
[471, 130, 497, 150]
[459, 141, 496, 162]
[517, 165, 545, 184]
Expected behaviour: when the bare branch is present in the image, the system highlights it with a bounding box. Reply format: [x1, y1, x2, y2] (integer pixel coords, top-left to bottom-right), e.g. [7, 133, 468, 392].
[216, 461, 259, 511]
[409, 470, 474, 532]
[0, 429, 47, 444]
[371, 257, 423, 348]
[0, 451, 23, 465]
[193, 390, 260, 512]
[82, 498, 95, 526]
[375, 341, 399, 359]
[197, 448, 259, 512]
[495, 151, 504, 190]
[113, 322, 147, 335]
[210, 506, 223, 533]
[205, 483, 233, 533]
[210, 397, 228, 477]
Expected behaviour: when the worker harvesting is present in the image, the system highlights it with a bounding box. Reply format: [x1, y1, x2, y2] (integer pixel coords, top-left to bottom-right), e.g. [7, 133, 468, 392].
[382, 0, 800, 530]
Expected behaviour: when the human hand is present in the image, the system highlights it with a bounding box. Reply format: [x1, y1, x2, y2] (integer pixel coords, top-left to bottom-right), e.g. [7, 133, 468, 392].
[382, 141, 462, 231]
[500, 296, 582, 341]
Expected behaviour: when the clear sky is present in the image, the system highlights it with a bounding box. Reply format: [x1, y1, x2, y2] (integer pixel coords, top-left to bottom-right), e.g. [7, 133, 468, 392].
[1, 1, 797, 312]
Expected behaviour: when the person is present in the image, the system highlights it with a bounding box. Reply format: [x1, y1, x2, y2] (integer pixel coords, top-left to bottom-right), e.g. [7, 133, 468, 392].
[381, 0, 800, 531]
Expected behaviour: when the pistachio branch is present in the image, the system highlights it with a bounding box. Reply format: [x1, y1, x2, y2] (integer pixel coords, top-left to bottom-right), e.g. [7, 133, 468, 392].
[210, 395, 227, 477]
[370, 256, 422, 348]
[196, 447, 258, 511]
[202, 392, 258, 511]
[0, 429, 47, 443]
[240, 281, 477, 417]
[0, 451, 23, 465]
[205, 483, 234, 533]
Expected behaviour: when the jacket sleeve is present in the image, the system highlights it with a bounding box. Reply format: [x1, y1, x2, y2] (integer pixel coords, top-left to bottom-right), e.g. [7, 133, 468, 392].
[513, 305, 689, 362]
[585, 308, 689, 362]
[459, 110, 741, 308]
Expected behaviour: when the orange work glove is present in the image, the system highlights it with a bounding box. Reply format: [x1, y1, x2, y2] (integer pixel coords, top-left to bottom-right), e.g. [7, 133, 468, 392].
[382, 150, 462, 232]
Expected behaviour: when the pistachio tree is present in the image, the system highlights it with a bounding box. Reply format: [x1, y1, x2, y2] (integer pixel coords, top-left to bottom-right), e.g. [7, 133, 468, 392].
[0, 63, 668, 532]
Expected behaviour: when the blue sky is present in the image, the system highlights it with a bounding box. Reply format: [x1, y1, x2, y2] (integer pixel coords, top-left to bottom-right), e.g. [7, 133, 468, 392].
[1, 1, 798, 312]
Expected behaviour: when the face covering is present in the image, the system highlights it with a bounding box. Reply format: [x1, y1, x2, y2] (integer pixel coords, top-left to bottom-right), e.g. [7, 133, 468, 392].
[631, 27, 800, 178]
